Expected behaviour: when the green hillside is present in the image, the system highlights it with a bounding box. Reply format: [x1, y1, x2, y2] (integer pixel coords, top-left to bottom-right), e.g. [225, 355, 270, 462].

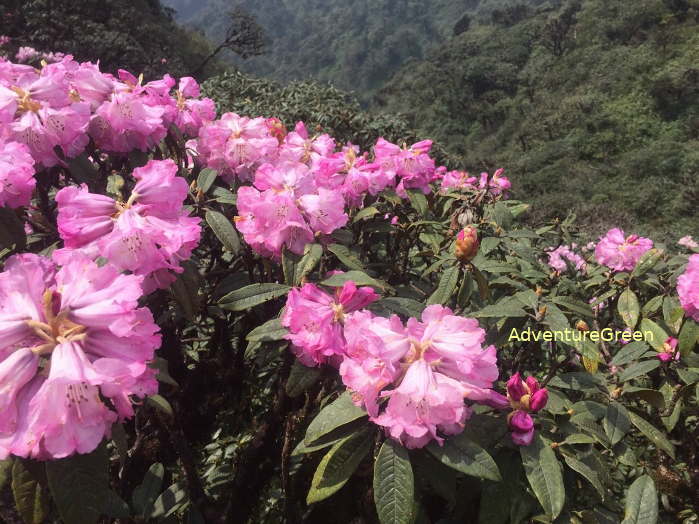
[164, 0, 550, 100]
[376, 0, 699, 237]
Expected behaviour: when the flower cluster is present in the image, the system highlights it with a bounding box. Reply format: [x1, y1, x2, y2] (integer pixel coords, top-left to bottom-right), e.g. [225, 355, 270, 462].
[594, 228, 653, 272]
[505, 373, 548, 446]
[54, 159, 201, 292]
[0, 54, 215, 170]
[657, 337, 679, 362]
[546, 244, 587, 274]
[193, 116, 505, 257]
[283, 284, 503, 449]
[678, 254, 699, 322]
[0, 253, 160, 459]
[439, 168, 511, 198]
[281, 281, 379, 366]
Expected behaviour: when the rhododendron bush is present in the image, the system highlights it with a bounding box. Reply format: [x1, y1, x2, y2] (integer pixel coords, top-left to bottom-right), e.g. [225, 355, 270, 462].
[0, 52, 698, 524]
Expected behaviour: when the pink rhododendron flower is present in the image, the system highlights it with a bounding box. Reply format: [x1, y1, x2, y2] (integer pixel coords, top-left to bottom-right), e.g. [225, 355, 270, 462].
[0, 138, 35, 207]
[546, 244, 586, 274]
[678, 254, 699, 322]
[339, 305, 502, 448]
[594, 228, 653, 272]
[589, 296, 607, 314]
[374, 138, 435, 198]
[196, 112, 279, 182]
[505, 373, 548, 446]
[440, 170, 476, 192]
[678, 236, 698, 249]
[279, 121, 335, 166]
[657, 337, 679, 362]
[0, 253, 160, 459]
[477, 168, 511, 197]
[282, 281, 379, 366]
[54, 159, 201, 292]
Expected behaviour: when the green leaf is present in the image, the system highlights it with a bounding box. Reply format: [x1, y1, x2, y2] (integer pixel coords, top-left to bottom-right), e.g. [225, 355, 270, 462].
[370, 297, 425, 318]
[373, 439, 414, 524]
[219, 283, 290, 311]
[621, 387, 665, 410]
[286, 360, 322, 397]
[621, 475, 658, 524]
[0, 459, 12, 491]
[472, 302, 527, 318]
[618, 289, 640, 329]
[610, 341, 651, 366]
[147, 394, 174, 418]
[603, 402, 631, 445]
[46, 444, 110, 524]
[307, 430, 373, 504]
[0, 208, 26, 252]
[211, 186, 236, 204]
[327, 243, 366, 271]
[150, 483, 187, 519]
[352, 206, 379, 223]
[627, 411, 675, 459]
[520, 435, 565, 519]
[12, 460, 48, 524]
[150, 357, 179, 387]
[548, 372, 605, 392]
[205, 210, 241, 254]
[321, 270, 388, 291]
[283, 243, 323, 286]
[631, 249, 663, 279]
[562, 455, 605, 500]
[196, 168, 218, 193]
[641, 296, 664, 316]
[618, 360, 660, 383]
[407, 189, 428, 215]
[550, 296, 594, 319]
[305, 392, 368, 446]
[132, 463, 164, 517]
[678, 319, 699, 358]
[170, 262, 200, 321]
[639, 319, 668, 351]
[427, 433, 501, 481]
[426, 265, 459, 306]
[246, 318, 287, 343]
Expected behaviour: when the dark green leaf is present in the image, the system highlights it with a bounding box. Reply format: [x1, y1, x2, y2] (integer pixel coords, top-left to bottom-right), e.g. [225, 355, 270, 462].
[286, 360, 322, 397]
[0, 208, 26, 252]
[196, 168, 218, 193]
[520, 435, 565, 519]
[12, 460, 48, 524]
[562, 455, 605, 500]
[205, 210, 241, 254]
[621, 475, 658, 524]
[373, 439, 414, 524]
[618, 360, 660, 383]
[132, 463, 164, 517]
[321, 270, 388, 291]
[150, 483, 187, 519]
[219, 283, 290, 311]
[426, 265, 459, 306]
[305, 392, 368, 446]
[618, 289, 640, 329]
[327, 243, 366, 271]
[427, 433, 501, 481]
[627, 411, 675, 459]
[603, 402, 631, 445]
[46, 444, 110, 524]
[307, 430, 373, 504]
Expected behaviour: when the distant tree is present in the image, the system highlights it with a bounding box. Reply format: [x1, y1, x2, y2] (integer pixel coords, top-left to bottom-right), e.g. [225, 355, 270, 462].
[192, 6, 266, 76]
[540, 1, 580, 57]
[0, 0, 225, 79]
[490, 4, 530, 27]
[453, 14, 472, 36]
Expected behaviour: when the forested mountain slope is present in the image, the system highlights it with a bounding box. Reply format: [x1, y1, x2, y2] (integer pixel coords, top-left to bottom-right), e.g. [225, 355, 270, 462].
[163, 0, 550, 99]
[377, 0, 699, 236]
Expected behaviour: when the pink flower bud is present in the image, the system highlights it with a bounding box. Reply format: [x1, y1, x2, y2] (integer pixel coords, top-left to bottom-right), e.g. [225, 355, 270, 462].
[506, 372, 526, 401]
[529, 388, 548, 412]
[455, 226, 479, 262]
